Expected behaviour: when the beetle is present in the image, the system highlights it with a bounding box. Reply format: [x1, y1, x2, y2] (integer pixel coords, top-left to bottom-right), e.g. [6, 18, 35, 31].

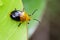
[10, 8, 40, 27]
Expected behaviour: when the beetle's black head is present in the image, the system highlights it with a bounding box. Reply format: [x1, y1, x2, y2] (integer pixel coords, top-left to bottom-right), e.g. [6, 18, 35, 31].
[10, 9, 21, 21]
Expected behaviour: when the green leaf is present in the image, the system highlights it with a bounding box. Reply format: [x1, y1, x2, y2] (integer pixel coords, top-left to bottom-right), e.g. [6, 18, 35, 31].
[0, 0, 27, 40]
[22, 0, 46, 37]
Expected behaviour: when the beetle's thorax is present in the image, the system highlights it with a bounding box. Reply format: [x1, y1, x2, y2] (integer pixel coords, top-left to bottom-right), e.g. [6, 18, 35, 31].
[20, 12, 30, 22]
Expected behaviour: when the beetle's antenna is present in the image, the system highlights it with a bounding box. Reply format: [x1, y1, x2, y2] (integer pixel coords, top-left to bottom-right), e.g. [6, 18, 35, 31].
[32, 9, 38, 15]
[33, 19, 40, 23]
[20, 8, 24, 12]
[23, 8, 24, 11]
[29, 9, 38, 16]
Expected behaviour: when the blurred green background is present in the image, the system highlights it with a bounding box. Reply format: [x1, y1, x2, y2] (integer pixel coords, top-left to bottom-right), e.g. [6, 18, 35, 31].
[22, 0, 47, 38]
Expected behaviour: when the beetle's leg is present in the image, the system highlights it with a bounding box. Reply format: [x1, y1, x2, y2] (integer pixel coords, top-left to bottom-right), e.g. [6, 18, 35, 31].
[15, 8, 17, 11]
[18, 23, 21, 27]
[33, 19, 40, 23]
[27, 22, 29, 24]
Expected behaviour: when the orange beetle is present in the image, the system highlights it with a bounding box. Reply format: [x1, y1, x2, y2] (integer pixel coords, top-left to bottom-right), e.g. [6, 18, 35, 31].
[10, 8, 40, 27]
